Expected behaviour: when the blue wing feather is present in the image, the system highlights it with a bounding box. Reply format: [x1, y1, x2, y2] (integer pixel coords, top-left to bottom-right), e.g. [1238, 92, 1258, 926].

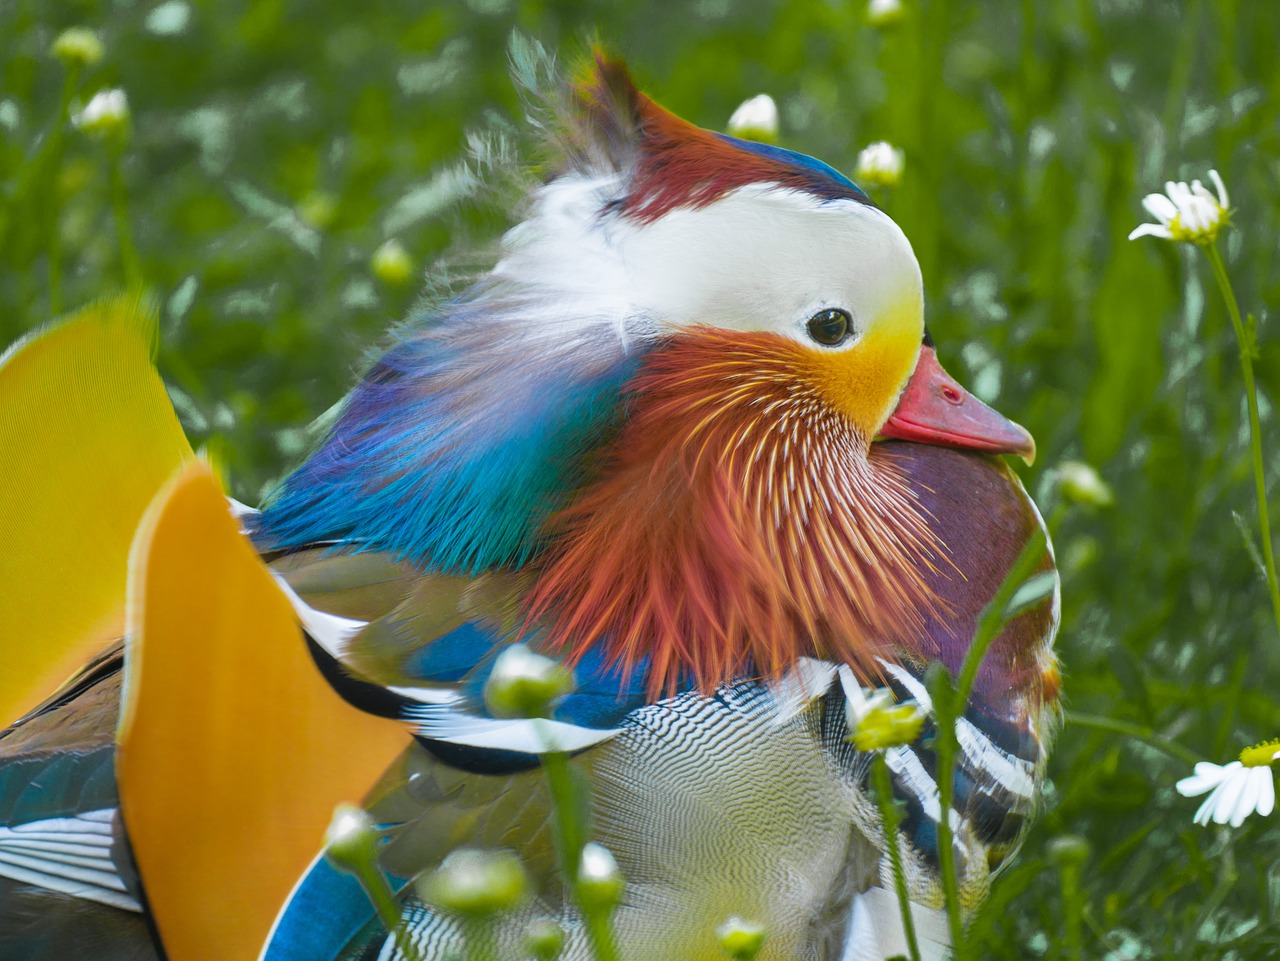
[254, 301, 638, 575]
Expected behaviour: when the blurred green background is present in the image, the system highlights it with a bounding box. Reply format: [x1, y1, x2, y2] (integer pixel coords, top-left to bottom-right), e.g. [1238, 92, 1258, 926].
[4, 0, 1280, 957]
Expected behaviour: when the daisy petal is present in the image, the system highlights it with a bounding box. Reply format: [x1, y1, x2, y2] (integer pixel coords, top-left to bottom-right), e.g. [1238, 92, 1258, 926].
[1177, 762, 1229, 796]
[1209, 169, 1229, 208]
[1229, 770, 1262, 827]
[1128, 223, 1172, 241]
[1142, 194, 1178, 221]
[1257, 773, 1275, 818]
[1194, 789, 1220, 826]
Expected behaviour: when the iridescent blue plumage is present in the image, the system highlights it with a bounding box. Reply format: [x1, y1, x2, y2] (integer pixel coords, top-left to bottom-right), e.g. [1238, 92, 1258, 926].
[254, 296, 637, 574]
[714, 134, 872, 204]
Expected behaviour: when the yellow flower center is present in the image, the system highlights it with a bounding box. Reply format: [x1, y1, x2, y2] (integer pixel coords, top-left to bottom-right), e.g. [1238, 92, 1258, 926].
[1238, 738, 1280, 768]
[1167, 210, 1228, 245]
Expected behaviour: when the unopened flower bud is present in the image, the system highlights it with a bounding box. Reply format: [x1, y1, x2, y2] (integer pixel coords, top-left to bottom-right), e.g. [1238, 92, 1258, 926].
[576, 842, 624, 911]
[298, 191, 338, 230]
[866, 0, 905, 28]
[51, 28, 104, 69]
[484, 644, 575, 719]
[73, 88, 130, 140]
[524, 918, 566, 960]
[418, 848, 528, 917]
[325, 803, 379, 872]
[1055, 461, 1113, 508]
[1046, 834, 1090, 868]
[851, 704, 925, 751]
[846, 687, 925, 751]
[371, 239, 413, 286]
[716, 916, 768, 960]
[854, 141, 904, 189]
[727, 94, 779, 145]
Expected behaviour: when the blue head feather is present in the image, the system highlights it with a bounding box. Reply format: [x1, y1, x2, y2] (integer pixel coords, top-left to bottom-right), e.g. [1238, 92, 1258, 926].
[255, 295, 637, 574]
[714, 133, 872, 205]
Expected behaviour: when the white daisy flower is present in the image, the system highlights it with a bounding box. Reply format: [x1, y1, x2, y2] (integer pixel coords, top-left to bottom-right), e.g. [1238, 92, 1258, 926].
[727, 94, 779, 145]
[1128, 169, 1230, 245]
[854, 141, 905, 189]
[1175, 740, 1280, 827]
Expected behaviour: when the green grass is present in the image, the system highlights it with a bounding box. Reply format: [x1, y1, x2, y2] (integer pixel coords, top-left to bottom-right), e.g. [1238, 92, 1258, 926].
[5, 1, 1280, 957]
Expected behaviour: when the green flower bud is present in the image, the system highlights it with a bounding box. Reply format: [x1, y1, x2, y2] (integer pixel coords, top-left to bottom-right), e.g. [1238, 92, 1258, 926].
[1055, 461, 1114, 508]
[371, 239, 414, 286]
[576, 842, 624, 911]
[1046, 834, 1090, 868]
[850, 704, 925, 751]
[298, 192, 338, 230]
[324, 803, 380, 873]
[524, 918, 566, 961]
[716, 916, 768, 960]
[846, 687, 925, 751]
[866, 0, 906, 28]
[418, 848, 528, 917]
[484, 644, 575, 719]
[51, 28, 104, 69]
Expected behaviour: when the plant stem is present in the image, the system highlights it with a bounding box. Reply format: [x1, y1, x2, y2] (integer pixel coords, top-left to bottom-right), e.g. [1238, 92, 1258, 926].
[930, 529, 1049, 956]
[536, 724, 618, 961]
[350, 857, 425, 961]
[871, 753, 921, 961]
[930, 684, 965, 956]
[48, 66, 80, 315]
[108, 145, 141, 286]
[1204, 242, 1280, 640]
[1058, 858, 1083, 961]
[955, 529, 1049, 707]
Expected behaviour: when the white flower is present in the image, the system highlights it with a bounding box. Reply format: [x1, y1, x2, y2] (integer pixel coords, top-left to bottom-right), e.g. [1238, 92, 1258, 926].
[73, 88, 130, 138]
[854, 141, 904, 189]
[727, 94, 778, 144]
[1128, 170, 1230, 245]
[866, 0, 905, 27]
[1176, 740, 1280, 827]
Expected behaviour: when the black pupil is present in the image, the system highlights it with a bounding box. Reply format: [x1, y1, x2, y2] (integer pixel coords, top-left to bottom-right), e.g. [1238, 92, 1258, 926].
[807, 308, 851, 346]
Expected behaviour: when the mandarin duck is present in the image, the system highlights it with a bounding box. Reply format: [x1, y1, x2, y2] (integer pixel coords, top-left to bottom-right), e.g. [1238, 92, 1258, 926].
[0, 52, 1059, 961]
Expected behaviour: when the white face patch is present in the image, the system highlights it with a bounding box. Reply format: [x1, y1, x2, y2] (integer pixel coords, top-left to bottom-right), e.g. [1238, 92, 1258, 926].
[486, 177, 922, 357]
[614, 184, 923, 349]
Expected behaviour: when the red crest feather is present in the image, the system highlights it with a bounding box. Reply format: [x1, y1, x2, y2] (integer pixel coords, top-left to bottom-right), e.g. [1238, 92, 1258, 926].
[568, 55, 865, 222]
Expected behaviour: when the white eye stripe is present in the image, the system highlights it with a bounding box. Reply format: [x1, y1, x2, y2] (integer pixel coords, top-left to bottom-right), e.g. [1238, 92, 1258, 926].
[506, 179, 920, 346]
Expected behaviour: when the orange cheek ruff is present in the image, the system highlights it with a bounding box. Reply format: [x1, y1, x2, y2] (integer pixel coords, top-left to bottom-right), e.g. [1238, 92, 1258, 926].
[523, 329, 949, 697]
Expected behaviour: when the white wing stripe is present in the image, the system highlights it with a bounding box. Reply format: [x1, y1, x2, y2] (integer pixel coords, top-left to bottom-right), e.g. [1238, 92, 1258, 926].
[0, 809, 142, 913]
[408, 709, 620, 753]
[956, 718, 1035, 799]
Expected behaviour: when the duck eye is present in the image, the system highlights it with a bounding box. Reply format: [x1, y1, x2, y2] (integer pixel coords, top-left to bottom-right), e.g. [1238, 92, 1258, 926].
[806, 308, 852, 347]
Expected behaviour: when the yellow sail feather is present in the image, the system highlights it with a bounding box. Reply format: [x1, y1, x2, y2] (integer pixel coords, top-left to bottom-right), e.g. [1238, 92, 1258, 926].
[0, 296, 192, 726]
[117, 462, 413, 961]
